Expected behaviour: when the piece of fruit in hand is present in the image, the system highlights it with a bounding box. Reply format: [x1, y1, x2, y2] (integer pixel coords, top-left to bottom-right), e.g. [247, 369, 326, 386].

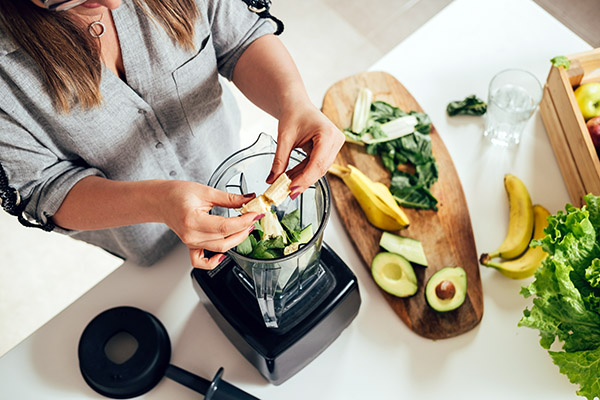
[240, 173, 291, 240]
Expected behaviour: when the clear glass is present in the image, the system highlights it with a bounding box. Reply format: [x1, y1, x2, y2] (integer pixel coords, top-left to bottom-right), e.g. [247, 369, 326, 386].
[208, 133, 331, 329]
[483, 69, 542, 147]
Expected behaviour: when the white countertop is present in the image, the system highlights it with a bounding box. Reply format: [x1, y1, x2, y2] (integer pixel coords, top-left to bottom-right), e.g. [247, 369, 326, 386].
[0, 0, 593, 399]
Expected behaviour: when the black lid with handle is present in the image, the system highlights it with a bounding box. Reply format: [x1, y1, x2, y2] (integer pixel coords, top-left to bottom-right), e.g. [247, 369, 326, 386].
[78, 306, 260, 400]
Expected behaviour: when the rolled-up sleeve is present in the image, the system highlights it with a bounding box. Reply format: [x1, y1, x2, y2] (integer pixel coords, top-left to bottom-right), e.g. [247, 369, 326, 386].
[207, 0, 276, 80]
[0, 111, 105, 230]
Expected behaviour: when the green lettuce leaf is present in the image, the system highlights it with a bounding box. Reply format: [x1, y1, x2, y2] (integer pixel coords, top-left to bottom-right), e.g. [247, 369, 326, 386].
[519, 194, 600, 398]
[550, 347, 600, 400]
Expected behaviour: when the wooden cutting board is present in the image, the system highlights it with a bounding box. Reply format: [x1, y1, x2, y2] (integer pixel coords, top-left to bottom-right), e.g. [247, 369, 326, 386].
[322, 71, 483, 339]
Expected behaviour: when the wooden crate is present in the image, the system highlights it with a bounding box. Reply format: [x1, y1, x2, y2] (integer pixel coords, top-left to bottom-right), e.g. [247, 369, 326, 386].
[539, 48, 600, 207]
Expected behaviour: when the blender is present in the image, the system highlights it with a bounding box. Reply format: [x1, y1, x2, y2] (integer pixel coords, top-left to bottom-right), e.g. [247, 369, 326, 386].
[191, 133, 361, 385]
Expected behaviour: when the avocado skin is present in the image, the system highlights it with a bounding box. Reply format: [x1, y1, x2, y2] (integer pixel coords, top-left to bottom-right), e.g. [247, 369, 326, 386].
[425, 266, 467, 312]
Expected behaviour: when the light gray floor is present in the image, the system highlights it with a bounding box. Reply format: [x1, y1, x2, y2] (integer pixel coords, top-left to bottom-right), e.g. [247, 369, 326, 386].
[535, 0, 600, 48]
[0, 0, 597, 357]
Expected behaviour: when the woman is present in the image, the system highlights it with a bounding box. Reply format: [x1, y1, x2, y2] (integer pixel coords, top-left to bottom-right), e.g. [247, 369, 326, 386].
[0, 0, 344, 269]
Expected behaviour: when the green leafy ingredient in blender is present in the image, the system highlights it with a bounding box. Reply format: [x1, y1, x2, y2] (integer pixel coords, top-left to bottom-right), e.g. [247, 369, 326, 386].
[236, 209, 313, 259]
[446, 95, 487, 116]
[550, 55, 571, 69]
[519, 194, 600, 400]
[343, 97, 439, 210]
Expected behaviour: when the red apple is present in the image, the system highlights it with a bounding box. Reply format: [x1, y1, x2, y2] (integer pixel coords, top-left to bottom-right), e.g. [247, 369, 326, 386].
[588, 116, 600, 155]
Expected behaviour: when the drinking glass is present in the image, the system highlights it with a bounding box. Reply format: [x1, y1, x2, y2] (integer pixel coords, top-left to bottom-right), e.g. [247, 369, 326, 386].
[483, 69, 543, 147]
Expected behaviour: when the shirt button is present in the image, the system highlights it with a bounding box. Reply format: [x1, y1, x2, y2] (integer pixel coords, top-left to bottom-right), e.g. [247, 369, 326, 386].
[169, 171, 177, 177]
[155, 142, 163, 149]
[138, 109, 147, 114]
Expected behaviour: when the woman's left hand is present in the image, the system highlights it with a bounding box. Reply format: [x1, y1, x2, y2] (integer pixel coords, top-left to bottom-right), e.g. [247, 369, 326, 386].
[267, 101, 344, 199]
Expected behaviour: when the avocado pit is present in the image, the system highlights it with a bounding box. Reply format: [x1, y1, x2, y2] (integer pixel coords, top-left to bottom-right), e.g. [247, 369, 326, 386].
[435, 280, 456, 300]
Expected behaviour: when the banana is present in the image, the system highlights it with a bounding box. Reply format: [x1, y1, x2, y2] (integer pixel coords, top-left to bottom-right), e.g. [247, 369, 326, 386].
[241, 172, 291, 241]
[241, 194, 271, 215]
[480, 205, 550, 279]
[329, 164, 409, 231]
[241, 173, 291, 215]
[263, 173, 292, 205]
[481, 174, 534, 261]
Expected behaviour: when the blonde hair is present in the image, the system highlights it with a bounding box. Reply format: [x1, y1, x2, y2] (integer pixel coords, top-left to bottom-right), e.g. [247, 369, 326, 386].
[0, 0, 199, 112]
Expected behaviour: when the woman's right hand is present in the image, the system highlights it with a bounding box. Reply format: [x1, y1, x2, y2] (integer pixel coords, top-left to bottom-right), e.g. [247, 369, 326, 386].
[156, 180, 263, 269]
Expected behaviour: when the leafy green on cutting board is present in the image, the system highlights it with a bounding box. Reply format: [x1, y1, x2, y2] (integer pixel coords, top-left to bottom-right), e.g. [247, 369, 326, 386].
[345, 98, 438, 210]
[519, 194, 600, 399]
[446, 95, 487, 116]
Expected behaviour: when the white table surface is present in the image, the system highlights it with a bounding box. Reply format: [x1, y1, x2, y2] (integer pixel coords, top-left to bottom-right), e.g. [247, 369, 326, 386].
[0, 0, 593, 399]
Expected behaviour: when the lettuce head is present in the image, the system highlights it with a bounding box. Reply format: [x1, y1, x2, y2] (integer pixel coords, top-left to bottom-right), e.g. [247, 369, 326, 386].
[519, 194, 600, 399]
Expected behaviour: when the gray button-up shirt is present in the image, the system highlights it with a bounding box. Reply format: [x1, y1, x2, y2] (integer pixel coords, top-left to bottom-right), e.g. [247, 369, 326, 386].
[0, 0, 275, 265]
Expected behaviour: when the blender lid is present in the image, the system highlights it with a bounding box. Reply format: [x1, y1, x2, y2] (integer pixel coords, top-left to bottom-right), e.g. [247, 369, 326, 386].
[78, 306, 260, 399]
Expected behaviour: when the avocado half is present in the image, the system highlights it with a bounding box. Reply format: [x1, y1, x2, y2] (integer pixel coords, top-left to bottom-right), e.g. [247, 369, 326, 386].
[425, 266, 467, 312]
[371, 252, 418, 297]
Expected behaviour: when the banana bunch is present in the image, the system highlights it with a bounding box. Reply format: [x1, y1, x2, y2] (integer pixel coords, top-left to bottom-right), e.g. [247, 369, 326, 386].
[479, 174, 550, 279]
[329, 164, 410, 231]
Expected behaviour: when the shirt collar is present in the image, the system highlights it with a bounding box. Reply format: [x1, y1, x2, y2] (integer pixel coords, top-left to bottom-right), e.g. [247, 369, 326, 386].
[0, 28, 19, 56]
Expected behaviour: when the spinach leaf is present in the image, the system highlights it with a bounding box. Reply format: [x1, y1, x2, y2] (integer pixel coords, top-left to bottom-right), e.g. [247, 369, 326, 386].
[397, 131, 435, 165]
[250, 236, 286, 259]
[239, 209, 311, 260]
[446, 95, 487, 116]
[411, 111, 432, 134]
[236, 235, 254, 255]
[390, 175, 438, 210]
[370, 100, 407, 123]
[281, 209, 301, 232]
[415, 161, 439, 188]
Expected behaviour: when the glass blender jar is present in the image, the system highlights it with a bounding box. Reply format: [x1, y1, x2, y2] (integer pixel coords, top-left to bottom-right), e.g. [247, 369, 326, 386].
[193, 133, 361, 385]
[207, 133, 332, 330]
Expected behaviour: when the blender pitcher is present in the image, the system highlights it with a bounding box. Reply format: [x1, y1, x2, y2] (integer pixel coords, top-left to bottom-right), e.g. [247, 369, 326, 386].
[207, 133, 332, 329]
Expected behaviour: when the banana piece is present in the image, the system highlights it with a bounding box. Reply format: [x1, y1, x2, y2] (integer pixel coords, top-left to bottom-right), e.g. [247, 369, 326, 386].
[241, 194, 271, 215]
[480, 205, 550, 279]
[482, 174, 534, 260]
[240, 172, 291, 242]
[264, 173, 292, 205]
[329, 164, 409, 231]
[241, 173, 291, 214]
[260, 211, 287, 243]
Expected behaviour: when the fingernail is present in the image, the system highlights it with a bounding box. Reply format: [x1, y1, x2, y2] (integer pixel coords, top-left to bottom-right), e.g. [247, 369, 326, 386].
[218, 254, 227, 263]
[290, 187, 301, 200]
[243, 192, 256, 198]
[253, 213, 265, 222]
[266, 171, 275, 183]
[248, 225, 255, 233]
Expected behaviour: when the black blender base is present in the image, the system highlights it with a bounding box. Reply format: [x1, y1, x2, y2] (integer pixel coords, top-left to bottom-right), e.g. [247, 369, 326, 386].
[191, 243, 361, 385]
